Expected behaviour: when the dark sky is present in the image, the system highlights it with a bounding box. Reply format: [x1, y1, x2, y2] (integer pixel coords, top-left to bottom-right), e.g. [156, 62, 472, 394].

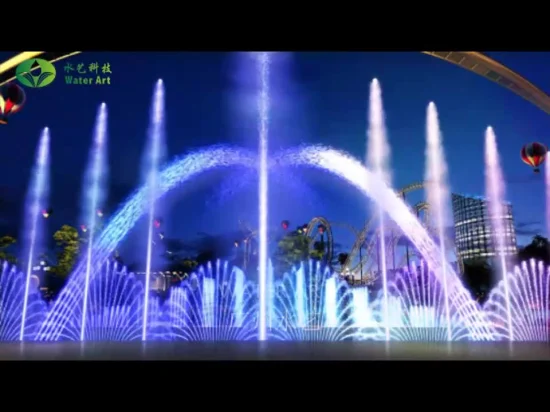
[1, 51, 548, 261]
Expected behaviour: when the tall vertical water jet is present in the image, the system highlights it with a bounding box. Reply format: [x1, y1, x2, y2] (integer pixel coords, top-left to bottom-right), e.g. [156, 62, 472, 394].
[142, 79, 166, 341]
[484, 126, 513, 341]
[256, 52, 270, 341]
[424, 102, 452, 341]
[367, 78, 392, 340]
[324, 276, 338, 328]
[79, 103, 109, 341]
[20, 127, 50, 341]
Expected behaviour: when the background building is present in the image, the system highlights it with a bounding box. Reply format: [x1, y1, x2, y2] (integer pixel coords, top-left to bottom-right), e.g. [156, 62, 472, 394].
[452, 194, 517, 265]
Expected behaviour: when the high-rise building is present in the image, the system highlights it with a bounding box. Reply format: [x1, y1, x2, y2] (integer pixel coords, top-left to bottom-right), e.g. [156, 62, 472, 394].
[452, 193, 517, 264]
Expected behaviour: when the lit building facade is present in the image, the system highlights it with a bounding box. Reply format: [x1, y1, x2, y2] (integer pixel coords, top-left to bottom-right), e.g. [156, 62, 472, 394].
[452, 194, 517, 263]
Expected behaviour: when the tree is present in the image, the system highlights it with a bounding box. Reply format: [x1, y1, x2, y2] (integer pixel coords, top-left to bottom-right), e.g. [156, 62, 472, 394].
[517, 235, 550, 264]
[462, 259, 494, 303]
[0, 235, 17, 264]
[51, 225, 82, 278]
[272, 225, 325, 276]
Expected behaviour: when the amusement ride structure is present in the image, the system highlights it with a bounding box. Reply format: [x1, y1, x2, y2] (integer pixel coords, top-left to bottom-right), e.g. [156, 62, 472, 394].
[235, 181, 458, 286]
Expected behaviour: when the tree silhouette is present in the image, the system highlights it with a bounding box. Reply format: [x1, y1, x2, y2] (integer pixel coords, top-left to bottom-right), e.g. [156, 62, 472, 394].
[517, 235, 550, 264]
[0, 235, 17, 264]
[462, 259, 494, 303]
[51, 225, 82, 278]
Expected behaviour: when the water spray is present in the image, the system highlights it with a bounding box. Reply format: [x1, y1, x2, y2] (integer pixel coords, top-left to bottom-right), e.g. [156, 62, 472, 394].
[80, 103, 108, 341]
[142, 79, 165, 341]
[484, 126, 513, 341]
[367, 79, 392, 341]
[257, 53, 270, 341]
[20, 127, 50, 341]
[425, 102, 452, 341]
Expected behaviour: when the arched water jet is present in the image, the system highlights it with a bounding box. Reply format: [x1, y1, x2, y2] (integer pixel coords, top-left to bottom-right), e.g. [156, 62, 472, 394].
[484, 260, 550, 342]
[37, 146, 257, 340]
[276, 146, 495, 340]
[36, 145, 495, 341]
[37, 262, 161, 341]
[0, 263, 47, 341]
[372, 262, 473, 341]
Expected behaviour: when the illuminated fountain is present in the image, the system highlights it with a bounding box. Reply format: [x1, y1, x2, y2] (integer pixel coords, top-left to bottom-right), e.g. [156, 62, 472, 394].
[80, 103, 109, 341]
[38, 262, 151, 341]
[372, 261, 476, 341]
[141, 79, 166, 342]
[269, 261, 382, 341]
[484, 260, 549, 341]
[3, 59, 547, 343]
[0, 263, 47, 341]
[367, 78, 392, 341]
[158, 261, 258, 341]
[424, 102, 453, 341]
[485, 127, 514, 340]
[34, 141, 500, 341]
[19, 127, 50, 341]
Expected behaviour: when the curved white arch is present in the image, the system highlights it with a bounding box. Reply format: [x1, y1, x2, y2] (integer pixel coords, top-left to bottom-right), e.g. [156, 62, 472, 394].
[37, 145, 495, 340]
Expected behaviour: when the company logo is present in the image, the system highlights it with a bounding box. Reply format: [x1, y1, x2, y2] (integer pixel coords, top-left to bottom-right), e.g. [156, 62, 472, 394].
[15, 58, 57, 88]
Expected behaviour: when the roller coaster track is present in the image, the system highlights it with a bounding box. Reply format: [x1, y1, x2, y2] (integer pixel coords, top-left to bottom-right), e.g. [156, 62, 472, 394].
[2, 51, 550, 116]
[357, 200, 433, 276]
[304, 217, 363, 270]
[343, 182, 428, 273]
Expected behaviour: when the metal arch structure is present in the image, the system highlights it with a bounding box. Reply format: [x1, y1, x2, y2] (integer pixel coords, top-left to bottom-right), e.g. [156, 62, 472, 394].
[421, 52, 550, 115]
[1, 51, 550, 115]
[304, 217, 334, 268]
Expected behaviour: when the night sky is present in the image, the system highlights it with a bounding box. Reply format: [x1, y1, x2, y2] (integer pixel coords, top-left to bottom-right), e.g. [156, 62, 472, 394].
[1, 51, 548, 264]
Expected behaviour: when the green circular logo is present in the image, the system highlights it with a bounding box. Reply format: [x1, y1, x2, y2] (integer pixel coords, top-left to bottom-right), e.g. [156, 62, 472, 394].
[15, 58, 57, 88]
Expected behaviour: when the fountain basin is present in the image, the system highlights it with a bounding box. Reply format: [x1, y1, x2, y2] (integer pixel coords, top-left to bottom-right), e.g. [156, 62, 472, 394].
[2, 341, 549, 360]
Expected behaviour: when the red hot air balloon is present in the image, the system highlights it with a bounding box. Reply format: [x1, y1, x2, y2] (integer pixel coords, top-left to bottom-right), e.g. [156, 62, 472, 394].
[96, 209, 104, 217]
[154, 218, 162, 228]
[318, 224, 326, 235]
[0, 83, 26, 124]
[521, 142, 548, 173]
[80, 224, 88, 233]
[41, 208, 52, 218]
[281, 220, 290, 230]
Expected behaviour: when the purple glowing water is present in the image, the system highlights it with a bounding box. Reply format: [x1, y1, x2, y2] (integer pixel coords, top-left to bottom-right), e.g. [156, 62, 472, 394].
[424, 102, 452, 341]
[37, 144, 495, 340]
[269, 261, 367, 341]
[20, 127, 50, 341]
[256, 52, 270, 342]
[0, 263, 47, 341]
[484, 260, 550, 341]
[38, 262, 158, 341]
[277, 146, 495, 339]
[373, 262, 475, 341]
[159, 261, 258, 341]
[80, 102, 109, 341]
[546, 161, 550, 238]
[142, 79, 166, 341]
[367, 78, 392, 341]
[484, 126, 513, 340]
[36, 147, 257, 341]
